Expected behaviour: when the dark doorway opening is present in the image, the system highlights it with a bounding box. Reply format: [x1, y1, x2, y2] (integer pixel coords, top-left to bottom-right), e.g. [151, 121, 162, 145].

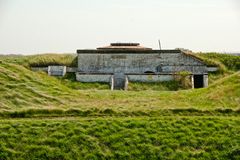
[194, 75, 204, 88]
[113, 73, 125, 90]
[156, 65, 162, 72]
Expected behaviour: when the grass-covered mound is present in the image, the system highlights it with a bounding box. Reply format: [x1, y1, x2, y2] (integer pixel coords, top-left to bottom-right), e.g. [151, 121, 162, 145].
[0, 61, 239, 117]
[0, 54, 77, 67]
[0, 61, 77, 111]
[197, 53, 240, 71]
[28, 54, 77, 67]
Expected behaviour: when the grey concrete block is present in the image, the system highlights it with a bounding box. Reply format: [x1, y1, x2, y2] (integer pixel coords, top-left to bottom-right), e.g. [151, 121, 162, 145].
[48, 66, 66, 77]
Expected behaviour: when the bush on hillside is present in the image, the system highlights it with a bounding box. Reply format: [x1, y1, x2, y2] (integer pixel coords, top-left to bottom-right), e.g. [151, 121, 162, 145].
[173, 71, 192, 89]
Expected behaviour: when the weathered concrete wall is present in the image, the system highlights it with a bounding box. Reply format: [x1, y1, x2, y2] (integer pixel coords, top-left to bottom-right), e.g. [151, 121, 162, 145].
[203, 74, 208, 88]
[76, 73, 113, 82]
[66, 67, 77, 73]
[207, 67, 218, 72]
[127, 74, 174, 82]
[48, 66, 67, 76]
[77, 52, 207, 74]
[76, 73, 174, 83]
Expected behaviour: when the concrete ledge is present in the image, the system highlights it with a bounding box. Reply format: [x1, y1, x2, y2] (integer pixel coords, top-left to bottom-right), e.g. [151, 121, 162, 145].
[127, 74, 174, 82]
[76, 73, 113, 82]
[207, 67, 218, 72]
[31, 67, 77, 74]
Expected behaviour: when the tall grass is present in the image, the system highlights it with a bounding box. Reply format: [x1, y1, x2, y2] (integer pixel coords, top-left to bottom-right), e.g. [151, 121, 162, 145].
[0, 54, 77, 67]
[28, 54, 77, 67]
[195, 53, 240, 72]
[197, 53, 240, 71]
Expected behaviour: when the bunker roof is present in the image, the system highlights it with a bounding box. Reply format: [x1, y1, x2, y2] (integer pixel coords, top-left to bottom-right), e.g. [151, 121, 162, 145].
[76, 43, 204, 63]
[97, 43, 152, 51]
[77, 43, 181, 54]
[76, 43, 206, 64]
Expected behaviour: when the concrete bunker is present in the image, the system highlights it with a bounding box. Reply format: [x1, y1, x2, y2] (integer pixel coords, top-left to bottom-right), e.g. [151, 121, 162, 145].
[76, 43, 209, 90]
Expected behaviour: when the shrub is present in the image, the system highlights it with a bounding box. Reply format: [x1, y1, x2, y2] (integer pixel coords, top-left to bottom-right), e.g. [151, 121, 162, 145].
[173, 71, 192, 89]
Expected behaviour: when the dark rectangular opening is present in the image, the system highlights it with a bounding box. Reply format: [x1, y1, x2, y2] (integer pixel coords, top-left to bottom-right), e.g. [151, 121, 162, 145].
[194, 75, 204, 88]
[113, 73, 125, 90]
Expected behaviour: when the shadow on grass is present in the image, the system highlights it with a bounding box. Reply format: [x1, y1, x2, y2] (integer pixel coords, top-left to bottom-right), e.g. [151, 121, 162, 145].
[0, 108, 240, 118]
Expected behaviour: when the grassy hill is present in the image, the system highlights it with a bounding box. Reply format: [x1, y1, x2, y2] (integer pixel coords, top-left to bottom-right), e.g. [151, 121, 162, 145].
[0, 53, 239, 159]
[0, 61, 239, 117]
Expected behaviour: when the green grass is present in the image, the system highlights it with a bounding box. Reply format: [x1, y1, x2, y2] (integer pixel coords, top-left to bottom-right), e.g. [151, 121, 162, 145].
[0, 61, 76, 111]
[0, 117, 239, 160]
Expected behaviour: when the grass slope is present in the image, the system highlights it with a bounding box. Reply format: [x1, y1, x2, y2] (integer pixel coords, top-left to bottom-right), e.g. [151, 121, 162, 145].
[0, 61, 239, 117]
[197, 53, 240, 71]
[0, 62, 79, 111]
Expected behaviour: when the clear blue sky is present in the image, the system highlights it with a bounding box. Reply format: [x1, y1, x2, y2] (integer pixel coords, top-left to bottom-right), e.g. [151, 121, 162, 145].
[0, 0, 239, 54]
